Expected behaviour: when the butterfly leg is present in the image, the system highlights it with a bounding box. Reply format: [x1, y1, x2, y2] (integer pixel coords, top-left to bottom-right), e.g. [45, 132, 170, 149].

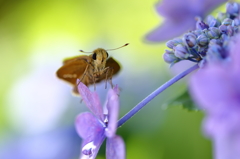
[103, 67, 110, 89]
[77, 64, 89, 86]
[93, 75, 96, 90]
[108, 67, 114, 88]
[104, 67, 114, 89]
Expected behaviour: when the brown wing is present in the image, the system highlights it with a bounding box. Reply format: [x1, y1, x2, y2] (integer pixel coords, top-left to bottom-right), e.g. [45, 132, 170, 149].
[57, 56, 120, 94]
[56, 55, 89, 85]
[106, 57, 121, 76]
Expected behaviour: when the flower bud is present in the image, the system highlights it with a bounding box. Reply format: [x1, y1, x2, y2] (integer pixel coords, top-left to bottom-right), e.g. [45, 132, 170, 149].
[219, 24, 234, 36]
[222, 18, 233, 26]
[221, 33, 230, 42]
[233, 25, 239, 34]
[163, 50, 178, 63]
[174, 44, 189, 59]
[209, 39, 221, 46]
[192, 30, 202, 36]
[226, 2, 239, 18]
[226, 25, 234, 36]
[206, 15, 220, 27]
[206, 44, 226, 62]
[166, 38, 183, 49]
[233, 18, 240, 26]
[197, 34, 209, 47]
[198, 47, 207, 57]
[206, 27, 221, 39]
[196, 20, 209, 30]
[182, 33, 197, 48]
[166, 40, 175, 49]
[219, 24, 227, 33]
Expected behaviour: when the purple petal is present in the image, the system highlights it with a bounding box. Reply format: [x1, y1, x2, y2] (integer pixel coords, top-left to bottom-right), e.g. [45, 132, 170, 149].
[113, 85, 120, 95]
[105, 89, 119, 138]
[189, 65, 240, 114]
[80, 134, 105, 159]
[146, 0, 226, 42]
[213, 128, 240, 159]
[75, 112, 106, 159]
[146, 18, 196, 42]
[106, 136, 125, 159]
[77, 81, 104, 121]
[204, 111, 240, 137]
[203, 0, 228, 14]
[203, 111, 240, 159]
[75, 112, 104, 141]
[156, 0, 203, 19]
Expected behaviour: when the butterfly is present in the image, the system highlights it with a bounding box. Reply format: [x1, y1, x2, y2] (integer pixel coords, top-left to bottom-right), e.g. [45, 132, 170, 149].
[56, 43, 128, 94]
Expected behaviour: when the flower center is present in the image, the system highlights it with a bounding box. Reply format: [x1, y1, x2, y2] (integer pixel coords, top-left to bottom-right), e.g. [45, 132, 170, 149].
[82, 141, 96, 157]
[104, 114, 108, 126]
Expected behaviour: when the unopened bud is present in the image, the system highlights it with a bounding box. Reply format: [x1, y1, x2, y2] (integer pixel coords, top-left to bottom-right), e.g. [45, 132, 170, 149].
[233, 18, 240, 26]
[209, 39, 222, 46]
[163, 50, 178, 63]
[196, 20, 209, 30]
[206, 15, 220, 27]
[166, 38, 183, 49]
[174, 44, 189, 59]
[182, 33, 197, 48]
[197, 34, 209, 47]
[207, 27, 221, 39]
[226, 25, 234, 36]
[219, 24, 234, 36]
[192, 30, 202, 36]
[226, 2, 239, 18]
[219, 24, 227, 33]
[222, 18, 233, 26]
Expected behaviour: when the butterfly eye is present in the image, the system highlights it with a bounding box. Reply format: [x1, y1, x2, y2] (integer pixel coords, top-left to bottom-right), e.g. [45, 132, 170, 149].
[92, 53, 97, 60]
[106, 52, 109, 57]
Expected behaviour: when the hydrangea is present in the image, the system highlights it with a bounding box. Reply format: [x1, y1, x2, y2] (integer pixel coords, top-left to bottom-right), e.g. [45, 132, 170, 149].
[75, 82, 125, 159]
[146, 0, 227, 42]
[153, 2, 240, 158]
[189, 33, 240, 159]
[162, 2, 240, 67]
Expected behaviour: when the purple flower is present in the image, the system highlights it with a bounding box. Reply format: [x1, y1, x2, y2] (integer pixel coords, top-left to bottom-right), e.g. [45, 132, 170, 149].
[75, 82, 125, 159]
[146, 0, 227, 42]
[189, 34, 240, 159]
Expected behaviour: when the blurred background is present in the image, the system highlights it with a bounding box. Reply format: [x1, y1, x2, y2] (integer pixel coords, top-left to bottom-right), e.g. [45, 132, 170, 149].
[0, 0, 225, 158]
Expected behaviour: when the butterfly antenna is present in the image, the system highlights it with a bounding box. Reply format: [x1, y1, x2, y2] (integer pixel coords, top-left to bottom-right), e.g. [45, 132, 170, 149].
[106, 43, 129, 51]
[79, 43, 129, 53]
[79, 50, 93, 53]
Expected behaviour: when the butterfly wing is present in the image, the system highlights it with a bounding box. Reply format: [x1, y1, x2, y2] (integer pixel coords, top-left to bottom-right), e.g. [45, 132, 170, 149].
[56, 56, 121, 94]
[106, 57, 121, 76]
[56, 55, 90, 86]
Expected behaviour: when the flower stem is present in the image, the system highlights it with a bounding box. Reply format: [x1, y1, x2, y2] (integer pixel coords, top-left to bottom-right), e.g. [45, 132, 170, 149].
[117, 64, 199, 127]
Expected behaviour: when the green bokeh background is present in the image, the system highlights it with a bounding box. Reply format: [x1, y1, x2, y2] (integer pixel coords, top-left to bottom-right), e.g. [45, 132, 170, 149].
[0, 0, 228, 158]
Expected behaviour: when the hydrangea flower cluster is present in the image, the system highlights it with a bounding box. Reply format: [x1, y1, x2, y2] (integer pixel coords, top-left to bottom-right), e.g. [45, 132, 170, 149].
[190, 35, 240, 159]
[159, 2, 240, 159]
[163, 2, 240, 66]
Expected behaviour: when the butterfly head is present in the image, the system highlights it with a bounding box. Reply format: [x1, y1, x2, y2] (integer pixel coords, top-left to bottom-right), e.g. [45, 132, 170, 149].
[91, 48, 109, 70]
